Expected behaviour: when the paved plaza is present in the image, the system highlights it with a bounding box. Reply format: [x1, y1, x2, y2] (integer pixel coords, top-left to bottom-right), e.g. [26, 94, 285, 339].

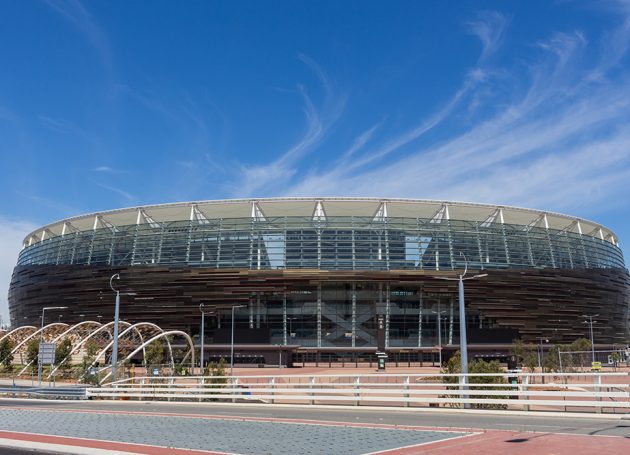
[0, 407, 470, 454]
[0, 400, 628, 454]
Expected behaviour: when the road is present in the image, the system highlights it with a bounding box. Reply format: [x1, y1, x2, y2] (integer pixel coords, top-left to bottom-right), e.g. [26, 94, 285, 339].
[0, 398, 628, 454]
[1, 398, 628, 437]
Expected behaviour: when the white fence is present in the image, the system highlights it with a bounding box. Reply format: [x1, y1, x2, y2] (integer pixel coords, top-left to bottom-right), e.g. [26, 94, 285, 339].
[87, 372, 630, 413]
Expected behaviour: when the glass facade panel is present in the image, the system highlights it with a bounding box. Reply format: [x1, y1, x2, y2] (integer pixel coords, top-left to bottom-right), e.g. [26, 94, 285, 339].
[17, 216, 625, 271]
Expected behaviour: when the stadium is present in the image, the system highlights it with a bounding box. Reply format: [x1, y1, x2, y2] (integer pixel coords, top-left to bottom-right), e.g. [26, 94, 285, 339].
[7, 198, 630, 365]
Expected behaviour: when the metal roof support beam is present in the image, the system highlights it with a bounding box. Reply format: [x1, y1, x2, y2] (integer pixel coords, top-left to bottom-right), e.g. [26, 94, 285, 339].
[429, 203, 448, 224]
[190, 205, 210, 225]
[94, 215, 118, 233]
[564, 231, 574, 269]
[480, 208, 501, 228]
[499, 209, 511, 266]
[251, 201, 266, 222]
[312, 200, 327, 223]
[372, 201, 388, 223]
[137, 209, 160, 228]
[576, 221, 589, 268]
[543, 214, 557, 268]
[475, 222, 486, 269]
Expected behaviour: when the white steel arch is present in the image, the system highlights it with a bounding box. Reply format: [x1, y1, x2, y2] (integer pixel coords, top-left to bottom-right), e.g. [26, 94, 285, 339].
[7, 322, 68, 359]
[16, 321, 102, 375]
[11, 321, 103, 378]
[88, 322, 171, 371]
[47, 321, 130, 378]
[0, 326, 37, 366]
[0, 326, 37, 345]
[99, 330, 194, 384]
[51, 320, 102, 342]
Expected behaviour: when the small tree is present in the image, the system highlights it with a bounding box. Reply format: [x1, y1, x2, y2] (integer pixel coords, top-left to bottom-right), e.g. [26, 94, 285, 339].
[144, 340, 165, 374]
[511, 339, 538, 373]
[54, 338, 73, 376]
[543, 344, 562, 373]
[441, 351, 508, 409]
[25, 339, 40, 373]
[569, 338, 592, 370]
[210, 357, 228, 385]
[79, 340, 99, 379]
[0, 338, 14, 372]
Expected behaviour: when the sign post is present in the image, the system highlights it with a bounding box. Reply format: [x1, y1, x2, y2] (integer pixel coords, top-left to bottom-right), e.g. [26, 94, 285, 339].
[38, 343, 56, 384]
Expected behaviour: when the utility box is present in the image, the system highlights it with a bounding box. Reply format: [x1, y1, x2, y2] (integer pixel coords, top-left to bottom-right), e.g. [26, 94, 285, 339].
[376, 352, 387, 371]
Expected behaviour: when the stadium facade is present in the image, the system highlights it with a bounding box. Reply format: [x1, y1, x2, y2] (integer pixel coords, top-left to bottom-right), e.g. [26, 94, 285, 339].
[8, 198, 630, 362]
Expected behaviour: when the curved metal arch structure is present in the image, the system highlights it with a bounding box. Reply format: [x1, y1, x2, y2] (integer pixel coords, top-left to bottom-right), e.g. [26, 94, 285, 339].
[52, 320, 102, 342]
[6, 323, 68, 362]
[0, 325, 37, 346]
[0, 326, 37, 366]
[88, 322, 171, 371]
[46, 321, 129, 379]
[99, 330, 194, 384]
[12, 321, 103, 378]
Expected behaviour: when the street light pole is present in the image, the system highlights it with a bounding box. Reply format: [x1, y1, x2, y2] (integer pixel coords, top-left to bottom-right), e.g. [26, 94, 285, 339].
[435, 252, 487, 409]
[110, 274, 121, 382]
[230, 305, 246, 377]
[38, 306, 67, 385]
[199, 303, 206, 373]
[582, 314, 599, 364]
[431, 310, 447, 366]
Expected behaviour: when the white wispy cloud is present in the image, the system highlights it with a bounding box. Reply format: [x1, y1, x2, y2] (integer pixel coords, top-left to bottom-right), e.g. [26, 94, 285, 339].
[233, 54, 347, 196]
[0, 218, 38, 326]
[263, 8, 630, 223]
[44, 0, 114, 78]
[467, 11, 509, 63]
[96, 183, 135, 201]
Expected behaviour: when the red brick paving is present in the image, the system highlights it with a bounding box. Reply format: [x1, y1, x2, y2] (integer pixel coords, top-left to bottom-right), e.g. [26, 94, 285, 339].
[373, 430, 630, 454]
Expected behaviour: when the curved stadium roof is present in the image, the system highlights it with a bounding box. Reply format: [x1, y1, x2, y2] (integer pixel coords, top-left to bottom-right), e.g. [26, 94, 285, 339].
[22, 197, 618, 247]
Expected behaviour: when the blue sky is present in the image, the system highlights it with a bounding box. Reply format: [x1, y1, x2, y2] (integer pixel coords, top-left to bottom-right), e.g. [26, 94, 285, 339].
[2, 0, 630, 322]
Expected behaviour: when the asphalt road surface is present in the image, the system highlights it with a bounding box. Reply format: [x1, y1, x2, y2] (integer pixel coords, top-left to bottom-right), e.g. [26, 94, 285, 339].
[1, 398, 629, 437]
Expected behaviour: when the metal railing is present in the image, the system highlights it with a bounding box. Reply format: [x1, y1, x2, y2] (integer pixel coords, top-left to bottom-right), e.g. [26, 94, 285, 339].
[87, 372, 630, 413]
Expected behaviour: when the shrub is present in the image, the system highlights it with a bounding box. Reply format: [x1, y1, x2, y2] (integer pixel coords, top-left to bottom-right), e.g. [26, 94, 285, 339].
[441, 351, 509, 409]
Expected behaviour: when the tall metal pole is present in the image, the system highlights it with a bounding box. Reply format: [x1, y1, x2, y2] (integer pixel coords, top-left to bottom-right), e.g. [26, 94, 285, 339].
[458, 275, 468, 378]
[199, 304, 205, 373]
[437, 315, 442, 366]
[434, 253, 486, 410]
[230, 305, 245, 377]
[37, 308, 45, 386]
[110, 274, 121, 382]
[431, 309, 446, 366]
[582, 314, 598, 364]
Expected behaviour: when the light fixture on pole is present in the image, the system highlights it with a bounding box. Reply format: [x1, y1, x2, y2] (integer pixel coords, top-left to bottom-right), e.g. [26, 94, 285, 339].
[38, 306, 67, 385]
[434, 252, 487, 408]
[582, 314, 599, 363]
[230, 305, 246, 377]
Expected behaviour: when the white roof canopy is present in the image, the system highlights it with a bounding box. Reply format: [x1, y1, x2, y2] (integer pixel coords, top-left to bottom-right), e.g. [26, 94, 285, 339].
[23, 197, 618, 247]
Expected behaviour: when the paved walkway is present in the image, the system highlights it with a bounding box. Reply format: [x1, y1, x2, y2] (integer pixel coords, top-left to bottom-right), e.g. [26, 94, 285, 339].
[0, 401, 628, 454]
[0, 407, 469, 454]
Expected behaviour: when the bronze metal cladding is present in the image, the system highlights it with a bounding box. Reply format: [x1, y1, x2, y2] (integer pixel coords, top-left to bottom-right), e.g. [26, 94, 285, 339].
[8, 264, 630, 345]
